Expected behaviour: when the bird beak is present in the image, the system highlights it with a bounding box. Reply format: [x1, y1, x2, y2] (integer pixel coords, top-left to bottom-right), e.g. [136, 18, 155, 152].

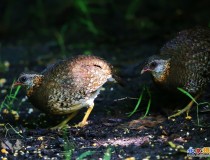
[12, 81, 22, 87]
[141, 67, 150, 74]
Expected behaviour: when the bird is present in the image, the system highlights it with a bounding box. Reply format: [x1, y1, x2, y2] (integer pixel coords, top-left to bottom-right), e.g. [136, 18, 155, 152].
[14, 55, 116, 129]
[141, 27, 210, 119]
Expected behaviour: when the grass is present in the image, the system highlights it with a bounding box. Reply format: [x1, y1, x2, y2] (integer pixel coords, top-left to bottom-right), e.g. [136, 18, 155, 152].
[4, 123, 24, 138]
[127, 85, 151, 118]
[141, 87, 152, 119]
[0, 84, 21, 112]
[76, 151, 96, 160]
[62, 128, 75, 160]
[62, 127, 113, 160]
[103, 147, 112, 160]
[177, 87, 210, 126]
[74, 0, 99, 35]
[63, 143, 113, 160]
[177, 88, 198, 105]
[127, 85, 209, 126]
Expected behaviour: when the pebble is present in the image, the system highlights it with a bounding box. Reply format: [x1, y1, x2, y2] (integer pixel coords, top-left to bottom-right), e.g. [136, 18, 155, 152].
[0, 78, 6, 87]
[28, 108, 34, 114]
[1, 149, 8, 154]
[37, 136, 44, 141]
[125, 157, 135, 160]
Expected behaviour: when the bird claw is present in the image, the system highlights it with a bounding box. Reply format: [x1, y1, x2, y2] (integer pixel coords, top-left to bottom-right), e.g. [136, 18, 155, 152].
[74, 121, 88, 128]
[185, 115, 192, 120]
[168, 111, 181, 119]
[168, 110, 192, 120]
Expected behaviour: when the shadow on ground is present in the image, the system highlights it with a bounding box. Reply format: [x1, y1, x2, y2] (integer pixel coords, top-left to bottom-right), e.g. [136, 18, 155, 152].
[0, 43, 210, 159]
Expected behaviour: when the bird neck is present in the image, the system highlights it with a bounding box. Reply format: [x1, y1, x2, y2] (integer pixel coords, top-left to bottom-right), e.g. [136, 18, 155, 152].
[26, 75, 44, 97]
[153, 61, 170, 83]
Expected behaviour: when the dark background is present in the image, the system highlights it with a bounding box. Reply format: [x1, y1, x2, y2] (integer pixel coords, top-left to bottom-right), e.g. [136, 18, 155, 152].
[1, 1, 210, 159]
[1, 0, 210, 46]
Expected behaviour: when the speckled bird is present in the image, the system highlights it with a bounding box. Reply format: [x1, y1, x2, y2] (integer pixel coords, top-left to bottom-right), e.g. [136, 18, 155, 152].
[14, 55, 116, 129]
[141, 27, 210, 118]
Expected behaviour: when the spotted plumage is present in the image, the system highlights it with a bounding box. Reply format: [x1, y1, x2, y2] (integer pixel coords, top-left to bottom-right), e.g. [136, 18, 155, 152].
[14, 55, 115, 128]
[141, 27, 210, 95]
[141, 27, 210, 118]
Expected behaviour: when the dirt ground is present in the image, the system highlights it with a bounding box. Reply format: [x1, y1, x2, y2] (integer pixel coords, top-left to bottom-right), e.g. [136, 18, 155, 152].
[0, 42, 210, 160]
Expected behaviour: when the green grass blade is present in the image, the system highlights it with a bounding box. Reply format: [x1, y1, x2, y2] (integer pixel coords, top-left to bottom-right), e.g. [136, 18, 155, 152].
[198, 102, 210, 106]
[76, 151, 95, 160]
[0, 98, 6, 110]
[103, 147, 112, 160]
[127, 87, 145, 117]
[0, 82, 21, 111]
[141, 87, 151, 119]
[75, 0, 88, 14]
[196, 105, 200, 126]
[177, 87, 198, 104]
[64, 149, 73, 160]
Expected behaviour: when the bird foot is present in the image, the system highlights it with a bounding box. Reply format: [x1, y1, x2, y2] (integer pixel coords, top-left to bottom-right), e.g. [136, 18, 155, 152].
[168, 106, 192, 119]
[168, 110, 184, 119]
[74, 121, 88, 128]
[50, 111, 79, 130]
[50, 123, 69, 130]
[185, 115, 192, 120]
[168, 93, 201, 119]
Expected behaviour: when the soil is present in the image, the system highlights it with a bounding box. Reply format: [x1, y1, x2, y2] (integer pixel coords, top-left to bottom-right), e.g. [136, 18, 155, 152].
[0, 42, 210, 160]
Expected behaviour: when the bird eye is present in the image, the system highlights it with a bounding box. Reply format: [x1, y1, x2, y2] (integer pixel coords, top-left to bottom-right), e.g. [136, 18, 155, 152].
[150, 61, 157, 68]
[19, 76, 27, 83]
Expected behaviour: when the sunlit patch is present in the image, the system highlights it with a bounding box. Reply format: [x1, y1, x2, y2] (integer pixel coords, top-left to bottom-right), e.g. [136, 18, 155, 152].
[94, 136, 150, 147]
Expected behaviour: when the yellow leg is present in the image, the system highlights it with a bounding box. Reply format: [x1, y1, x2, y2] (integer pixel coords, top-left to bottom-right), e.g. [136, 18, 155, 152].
[168, 93, 201, 119]
[51, 111, 79, 130]
[75, 104, 94, 127]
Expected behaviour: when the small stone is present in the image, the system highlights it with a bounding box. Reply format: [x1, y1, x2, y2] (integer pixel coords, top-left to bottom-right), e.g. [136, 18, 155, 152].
[0, 78, 6, 87]
[1, 148, 8, 154]
[37, 136, 44, 141]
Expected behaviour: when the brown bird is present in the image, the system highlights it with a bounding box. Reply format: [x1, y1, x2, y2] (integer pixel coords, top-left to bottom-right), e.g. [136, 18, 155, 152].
[14, 55, 116, 129]
[141, 27, 210, 119]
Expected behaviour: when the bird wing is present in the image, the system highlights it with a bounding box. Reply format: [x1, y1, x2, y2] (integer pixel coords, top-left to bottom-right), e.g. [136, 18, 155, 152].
[158, 27, 210, 93]
[70, 64, 109, 93]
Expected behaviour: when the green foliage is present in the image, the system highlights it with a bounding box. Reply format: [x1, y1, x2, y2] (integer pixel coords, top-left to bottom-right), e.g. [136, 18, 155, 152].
[76, 151, 96, 160]
[127, 86, 151, 118]
[62, 128, 75, 160]
[4, 123, 24, 138]
[83, 50, 92, 55]
[0, 84, 21, 111]
[1, 0, 210, 42]
[74, 0, 99, 35]
[103, 147, 112, 160]
[127, 87, 145, 117]
[177, 88, 198, 104]
[177, 87, 210, 126]
[62, 135, 113, 160]
[141, 87, 151, 119]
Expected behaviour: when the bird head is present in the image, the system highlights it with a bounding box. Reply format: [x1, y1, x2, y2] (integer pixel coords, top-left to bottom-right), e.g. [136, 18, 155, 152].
[141, 56, 171, 81]
[13, 73, 43, 89]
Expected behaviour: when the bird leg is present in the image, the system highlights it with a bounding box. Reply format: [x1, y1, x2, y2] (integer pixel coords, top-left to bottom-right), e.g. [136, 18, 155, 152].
[168, 93, 201, 119]
[75, 104, 94, 127]
[51, 111, 79, 130]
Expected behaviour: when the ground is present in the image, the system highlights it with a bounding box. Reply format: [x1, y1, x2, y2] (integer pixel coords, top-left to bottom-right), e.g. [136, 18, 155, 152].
[0, 42, 210, 160]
